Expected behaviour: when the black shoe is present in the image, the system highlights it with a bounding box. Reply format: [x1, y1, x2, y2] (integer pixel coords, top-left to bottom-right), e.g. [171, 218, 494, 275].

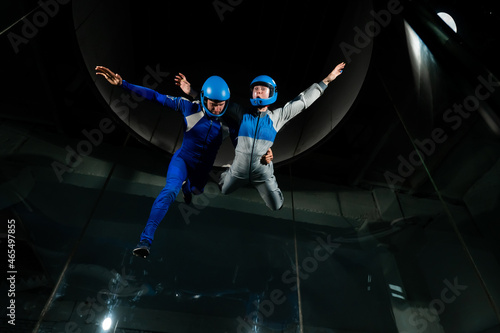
[182, 181, 192, 204]
[133, 241, 151, 258]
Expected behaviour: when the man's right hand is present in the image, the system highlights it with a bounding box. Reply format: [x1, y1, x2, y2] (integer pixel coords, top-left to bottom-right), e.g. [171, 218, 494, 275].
[95, 66, 123, 86]
[261, 148, 274, 165]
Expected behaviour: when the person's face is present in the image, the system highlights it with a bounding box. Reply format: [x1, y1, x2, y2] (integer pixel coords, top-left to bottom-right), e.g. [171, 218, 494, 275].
[206, 99, 226, 115]
[252, 85, 270, 100]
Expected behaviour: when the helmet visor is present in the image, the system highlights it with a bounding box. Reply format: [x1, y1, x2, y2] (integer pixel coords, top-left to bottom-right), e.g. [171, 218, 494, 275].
[251, 85, 271, 100]
[203, 98, 227, 116]
[250, 82, 275, 98]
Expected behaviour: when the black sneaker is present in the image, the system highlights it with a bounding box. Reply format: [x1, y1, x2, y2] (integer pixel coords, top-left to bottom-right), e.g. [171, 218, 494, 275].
[133, 241, 151, 258]
[182, 181, 192, 205]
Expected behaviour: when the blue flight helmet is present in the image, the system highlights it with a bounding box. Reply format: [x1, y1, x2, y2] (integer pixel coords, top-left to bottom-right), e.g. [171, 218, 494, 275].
[200, 76, 230, 117]
[250, 75, 278, 106]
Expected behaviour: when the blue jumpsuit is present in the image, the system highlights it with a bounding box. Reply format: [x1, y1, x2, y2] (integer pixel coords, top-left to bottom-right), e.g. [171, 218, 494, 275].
[121, 80, 224, 245]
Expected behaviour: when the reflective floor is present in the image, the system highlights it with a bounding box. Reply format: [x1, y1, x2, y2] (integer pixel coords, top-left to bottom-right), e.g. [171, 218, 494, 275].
[2, 0, 500, 332]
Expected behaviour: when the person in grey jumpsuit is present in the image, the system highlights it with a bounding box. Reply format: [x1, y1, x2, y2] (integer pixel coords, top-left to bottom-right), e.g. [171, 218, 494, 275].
[176, 61, 345, 211]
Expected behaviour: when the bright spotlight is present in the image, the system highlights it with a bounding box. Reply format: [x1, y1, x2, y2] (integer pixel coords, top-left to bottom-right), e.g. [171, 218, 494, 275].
[102, 317, 112, 331]
[437, 12, 457, 33]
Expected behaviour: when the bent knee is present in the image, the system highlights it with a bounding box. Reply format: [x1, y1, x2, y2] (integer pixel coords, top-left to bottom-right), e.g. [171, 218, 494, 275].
[270, 202, 283, 211]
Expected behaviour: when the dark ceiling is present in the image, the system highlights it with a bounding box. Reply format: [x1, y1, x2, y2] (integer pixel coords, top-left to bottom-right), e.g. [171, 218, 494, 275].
[2, 0, 499, 192]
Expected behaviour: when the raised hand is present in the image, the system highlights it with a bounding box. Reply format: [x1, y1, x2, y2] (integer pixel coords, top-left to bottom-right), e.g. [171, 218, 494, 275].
[175, 73, 192, 96]
[95, 66, 123, 86]
[322, 62, 346, 85]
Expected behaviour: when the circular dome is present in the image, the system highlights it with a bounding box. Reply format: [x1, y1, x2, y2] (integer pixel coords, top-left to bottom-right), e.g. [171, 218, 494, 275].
[72, 0, 373, 166]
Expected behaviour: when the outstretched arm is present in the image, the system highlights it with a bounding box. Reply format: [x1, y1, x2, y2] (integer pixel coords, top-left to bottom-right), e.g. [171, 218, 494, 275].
[322, 62, 345, 85]
[272, 61, 346, 131]
[96, 65, 181, 108]
[95, 66, 123, 85]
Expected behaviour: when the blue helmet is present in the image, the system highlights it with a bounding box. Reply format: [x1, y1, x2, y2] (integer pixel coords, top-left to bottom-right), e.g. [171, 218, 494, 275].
[200, 76, 230, 117]
[250, 75, 278, 106]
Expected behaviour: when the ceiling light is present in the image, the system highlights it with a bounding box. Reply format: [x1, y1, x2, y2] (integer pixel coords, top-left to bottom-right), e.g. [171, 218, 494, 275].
[437, 12, 457, 33]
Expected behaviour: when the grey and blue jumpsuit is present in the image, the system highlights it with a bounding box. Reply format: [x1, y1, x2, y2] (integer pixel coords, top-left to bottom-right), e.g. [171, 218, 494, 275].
[220, 81, 328, 210]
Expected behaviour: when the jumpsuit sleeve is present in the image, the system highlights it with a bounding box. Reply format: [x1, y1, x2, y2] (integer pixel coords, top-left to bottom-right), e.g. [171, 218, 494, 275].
[121, 80, 184, 111]
[272, 81, 328, 132]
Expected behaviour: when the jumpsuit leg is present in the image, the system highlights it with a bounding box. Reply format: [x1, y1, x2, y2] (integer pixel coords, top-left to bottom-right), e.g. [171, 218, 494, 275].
[185, 164, 211, 196]
[181, 178, 192, 197]
[139, 155, 188, 245]
[219, 167, 248, 195]
[254, 175, 284, 211]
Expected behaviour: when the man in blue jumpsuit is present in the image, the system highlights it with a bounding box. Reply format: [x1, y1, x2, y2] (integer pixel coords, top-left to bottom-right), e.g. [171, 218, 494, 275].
[96, 66, 233, 258]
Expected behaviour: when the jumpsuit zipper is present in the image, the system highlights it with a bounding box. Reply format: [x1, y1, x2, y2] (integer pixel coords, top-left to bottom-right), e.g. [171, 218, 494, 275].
[189, 117, 215, 194]
[197, 119, 213, 169]
[249, 114, 260, 181]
